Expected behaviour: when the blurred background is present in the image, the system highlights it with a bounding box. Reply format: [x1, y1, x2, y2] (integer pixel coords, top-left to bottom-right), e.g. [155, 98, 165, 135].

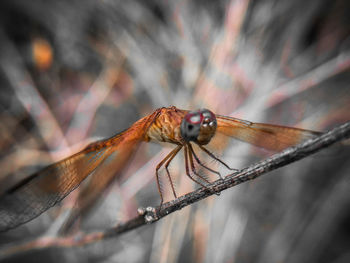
[0, 0, 350, 262]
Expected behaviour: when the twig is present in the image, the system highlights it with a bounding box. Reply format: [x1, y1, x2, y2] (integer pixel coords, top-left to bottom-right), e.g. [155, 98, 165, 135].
[1, 121, 349, 260]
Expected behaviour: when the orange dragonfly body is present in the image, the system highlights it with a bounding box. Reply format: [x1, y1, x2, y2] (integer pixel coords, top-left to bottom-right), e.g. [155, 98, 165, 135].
[0, 106, 320, 231]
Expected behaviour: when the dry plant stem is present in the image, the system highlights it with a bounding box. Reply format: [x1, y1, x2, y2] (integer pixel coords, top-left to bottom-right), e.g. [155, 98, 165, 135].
[0, 121, 349, 259]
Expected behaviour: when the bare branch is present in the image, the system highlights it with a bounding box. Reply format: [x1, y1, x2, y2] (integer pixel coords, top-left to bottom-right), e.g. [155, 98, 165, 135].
[1, 120, 350, 260]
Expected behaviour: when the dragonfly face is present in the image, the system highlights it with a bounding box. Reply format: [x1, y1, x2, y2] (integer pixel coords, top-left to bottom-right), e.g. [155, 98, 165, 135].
[180, 109, 217, 145]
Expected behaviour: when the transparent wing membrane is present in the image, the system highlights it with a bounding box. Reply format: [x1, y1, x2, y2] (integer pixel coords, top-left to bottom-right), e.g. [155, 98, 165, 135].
[0, 143, 112, 231]
[216, 115, 321, 152]
[0, 111, 159, 231]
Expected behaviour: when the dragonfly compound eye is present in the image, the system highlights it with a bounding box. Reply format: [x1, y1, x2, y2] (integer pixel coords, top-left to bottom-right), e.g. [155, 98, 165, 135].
[196, 109, 217, 145]
[180, 111, 202, 142]
[180, 109, 217, 144]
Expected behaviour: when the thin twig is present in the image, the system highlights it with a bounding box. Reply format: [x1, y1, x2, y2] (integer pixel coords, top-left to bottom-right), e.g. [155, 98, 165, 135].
[0, 121, 349, 260]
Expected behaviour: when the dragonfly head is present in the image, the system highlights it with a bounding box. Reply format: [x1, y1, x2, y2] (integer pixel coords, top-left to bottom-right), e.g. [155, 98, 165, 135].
[180, 108, 217, 145]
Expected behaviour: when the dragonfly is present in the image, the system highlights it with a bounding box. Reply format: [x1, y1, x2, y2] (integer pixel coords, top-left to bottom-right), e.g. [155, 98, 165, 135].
[0, 106, 321, 232]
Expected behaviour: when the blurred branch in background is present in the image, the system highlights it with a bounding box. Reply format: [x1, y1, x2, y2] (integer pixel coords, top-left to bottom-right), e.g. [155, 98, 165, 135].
[0, 0, 350, 262]
[0, 120, 349, 261]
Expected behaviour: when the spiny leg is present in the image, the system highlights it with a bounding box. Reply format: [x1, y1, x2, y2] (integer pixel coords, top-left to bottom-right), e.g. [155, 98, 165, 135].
[187, 144, 211, 184]
[197, 144, 237, 171]
[188, 144, 221, 196]
[184, 145, 213, 192]
[156, 146, 183, 207]
[188, 143, 223, 179]
[164, 145, 183, 199]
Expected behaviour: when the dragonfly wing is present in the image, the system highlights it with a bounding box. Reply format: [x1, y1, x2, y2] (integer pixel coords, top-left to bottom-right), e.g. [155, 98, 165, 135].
[0, 110, 160, 232]
[60, 135, 143, 231]
[216, 115, 321, 152]
[64, 110, 161, 228]
[0, 143, 113, 232]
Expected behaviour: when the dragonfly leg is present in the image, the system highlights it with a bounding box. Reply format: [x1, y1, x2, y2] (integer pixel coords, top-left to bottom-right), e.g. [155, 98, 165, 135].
[184, 145, 217, 194]
[188, 145, 221, 196]
[187, 145, 211, 184]
[156, 145, 182, 208]
[188, 143, 223, 180]
[197, 144, 238, 172]
[164, 145, 183, 199]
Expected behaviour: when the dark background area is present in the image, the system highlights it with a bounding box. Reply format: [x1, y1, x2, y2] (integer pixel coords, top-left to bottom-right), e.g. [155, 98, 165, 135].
[0, 0, 349, 262]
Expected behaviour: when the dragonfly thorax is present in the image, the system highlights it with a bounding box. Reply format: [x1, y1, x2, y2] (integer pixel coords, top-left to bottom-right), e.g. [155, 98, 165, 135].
[146, 107, 185, 145]
[180, 109, 217, 145]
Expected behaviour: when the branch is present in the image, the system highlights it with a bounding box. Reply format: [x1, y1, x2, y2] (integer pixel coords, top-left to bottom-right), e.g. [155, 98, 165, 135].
[1, 121, 350, 259]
